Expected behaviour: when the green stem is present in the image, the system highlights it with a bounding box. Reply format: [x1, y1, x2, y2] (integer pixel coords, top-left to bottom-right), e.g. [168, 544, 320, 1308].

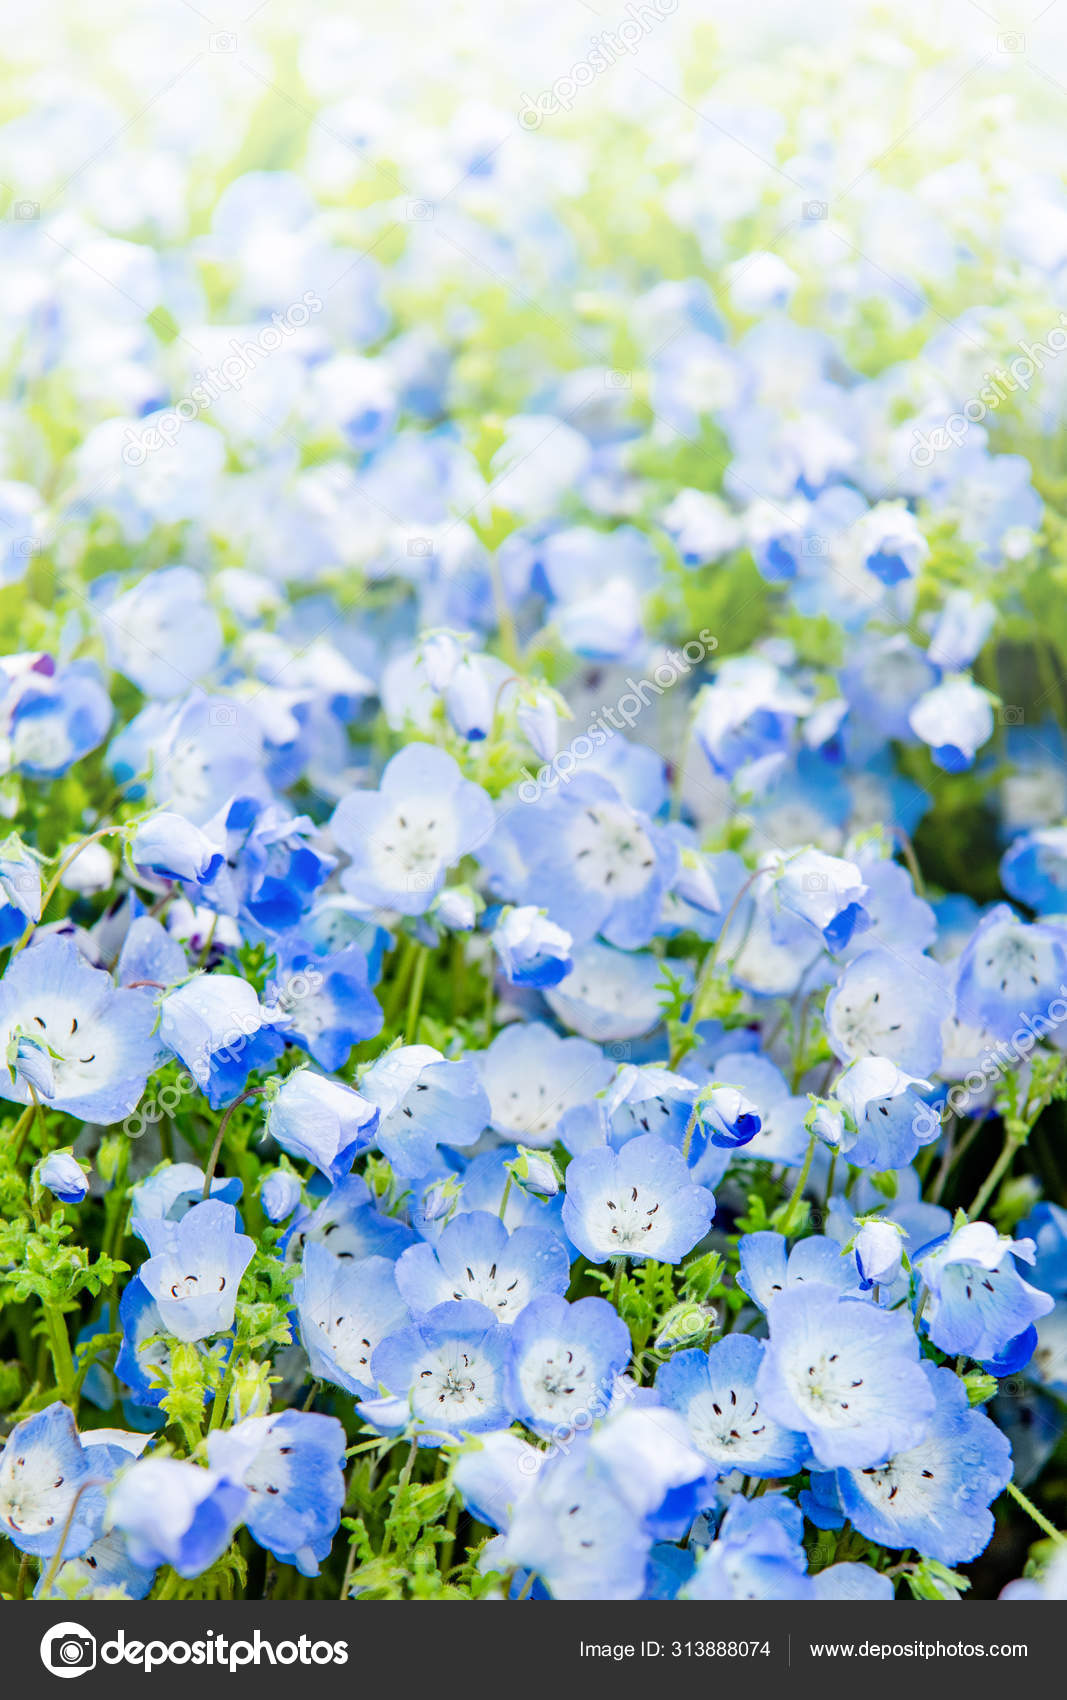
[43, 1301, 77, 1406]
[968, 1129, 1025, 1221]
[498, 1173, 514, 1220]
[928, 1114, 981, 1204]
[202, 1084, 268, 1200]
[405, 945, 429, 1045]
[779, 1134, 817, 1237]
[1007, 1479, 1066, 1544]
[37, 1482, 98, 1596]
[611, 1258, 625, 1308]
[9, 1102, 35, 1162]
[153, 1566, 183, 1600]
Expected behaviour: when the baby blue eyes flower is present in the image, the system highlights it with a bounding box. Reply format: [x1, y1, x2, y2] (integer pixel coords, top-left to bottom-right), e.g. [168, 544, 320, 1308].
[129, 810, 225, 885]
[825, 1363, 1012, 1564]
[505, 1295, 630, 1436]
[683, 1493, 811, 1602]
[158, 971, 285, 1109]
[206, 1411, 345, 1577]
[395, 1209, 569, 1322]
[0, 935, 160, 1124]
[260, 1168, 302, 1224]
[0, 1403, 103, 1558]
[265, 1068, 380, 1185]
[359, 1043, 489, 1180]
[693, 655, 811, 782]
[372, 1299, 511, 1441]
[1001, 826, 1067, 915]
[137, 1200, 255, 1343]
[101, 565, 224, 699]
[9, 659, 113, 778]
[128, 1162, 242, 1241]
[954, 904, 1067, 1040]
[831, 1055, 938, 1169]
[693, 1083, 763, 1151]
[36, 1151, 88, 1203]
[107, 1457, 247, 1579]
[477, 1020, 614, 1147]
[852, 1219, 905, 1290]
[769, 848, 870, 953]
[908, 675, 995, 772]
[561, 1133, 715, 1264]
[918, 1220, 1054, 1361]
[0, 832, 41, 947]
[293, 1242, 409, 1398]
[737, 1231, 864, 1313]
[491, 905, 573, 988]
[331, 742, 495, 916]
[656, 1334, 806, 1480]
[756, 1282, 936, 1469]
[825, 946, 951, 1077]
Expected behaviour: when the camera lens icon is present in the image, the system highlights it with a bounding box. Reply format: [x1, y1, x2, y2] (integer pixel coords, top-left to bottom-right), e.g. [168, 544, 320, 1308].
[40, 1623, 97, 1678]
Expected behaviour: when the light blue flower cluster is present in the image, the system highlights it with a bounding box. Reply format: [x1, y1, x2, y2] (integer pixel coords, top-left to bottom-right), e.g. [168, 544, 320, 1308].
[2, 0, 1067, 1607]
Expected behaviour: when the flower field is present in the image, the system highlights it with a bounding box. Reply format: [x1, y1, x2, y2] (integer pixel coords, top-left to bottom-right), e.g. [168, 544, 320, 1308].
[3, 0, 1067, 1605]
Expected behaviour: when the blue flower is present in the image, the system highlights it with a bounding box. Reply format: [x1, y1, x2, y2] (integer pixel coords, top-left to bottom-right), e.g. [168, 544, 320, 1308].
[737, 1231, 866, 1313]
[831, 1055, 939, 1169]
[158, 972, 285, 1109]
[371, 1300, 512, 1440]
[0, 936, 160, 1123]
[101, 565, 223, 698]
[505, 1295, 631, 1435]
[36, 1151, 88, 1203]
[693, 1083, 763, 1151]
[1001, 827, 1067, 914]
[852, 1220, 905, 1290]
[1020, 1202, 1067, 1297]
[683, 1493, 812, 1601]
[292, 1242, 409, 1397]
[476, 1020, 614, 1148]
[693, 655, 810, 782]
[265, 1068, 379, 1185]
[128, 1162, 242, 1243]
[137, 1200, 255, 1342]
[360, 1043, 489, 1179]
[206, 1410, 345, 1576]
[757, 1282, 936, 1469]
[130, 811, 225, 886]
[395, 1209, 569, 1322]
[825, 1364, 1012, 1563]
[264, 936, 383, 1071]
[107, 1457, 247, 1578]
[812, 1562, 894, 1600]
[825, 946, 951, 1076]
[544, 940, 670, 1042]
[769, 848, 870, 953]
[0, 1403, 105, 1558]
[954, 905, 1067, 1040]
[908, 675, 995, 772]
[491, 905, 573, 987]
[260, 1169, 302, 1224]
[331, 743, 495, 915]
[283, 1174, 415, 1264]
[656, 1334, 807, 1479]
[918, 1221, 1054, 1360]
[9, 659, 112, 777]
[561, 1133, 715, 1263]
[0, 832, 41, 947]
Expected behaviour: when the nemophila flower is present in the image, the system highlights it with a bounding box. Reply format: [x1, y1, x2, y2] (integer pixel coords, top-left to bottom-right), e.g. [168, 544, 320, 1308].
[559, 1063, 696, 1161]
[908, 675, 995, 772]
[432, 885, 480, 932]
[485, 1442, 652, 1600]
[505, 1295, 630, 1435]
[206, 1411, 345, 1576]
[115, 915, 188, 992]
[9, 660, 112, 777]
[1001, 826, 1067, 915]
[371, 1300, 511, 1441]
[756, 1282, 935, 1469]
[769, 847, 870, 952]
[293, 1243, 409, 1397]
[116, 1276, 187, 1410]
[0, 833, 41, 946]
[737, 1232, 865, 1312]
[812, 1563, 894, 1601]
[852, 500, 929, 587]
[107, 1457, 247, 1579]
[661, 487, 742, 567]
[504, 773, 678, 950]
[830, 1055, 938, 1169]
[101, 565, 224, 698]
[0, 935, 159, 1122]
[283, 1175, 414, 1265]
[395, 1209, 569, 1321]
[693, 655, 811, 781]
[491, 904, 573, 987]
[562, 1134, 715, 1264]
[954, 904, 1067, 1039]
[683, 1493, 812, 1602]
[35, 1150, 88, 1203]
[823, 1364, 1012, 1564]
[265, 1068, 379, 1185]
[825, 946, 951, 1076]
[927, 589, 996, 673]
[0, 1403, 106, 1559]
[129, 810, 224, 886]
[918, 1221, 1054, 1361]
[477, 1021, 614, 1148]
[264, 936, 383, 1071]
[852, 1219, 905, 1290]
[37, 1522, 157, 1601]
[137, 1200, 255, 1343]
[260, 1168, 302, 1224]
[656, 1334, 807, 1480]
[359, 1043, 489, 1179]
[331, 743, 494, 915]
[544, 940, 672, 1041]
[693, 1082, 763, 1151]
[697, 1052, 809, 1167]
[199, 798, 337, 939]
[1020, 1201, 1067, 1297]
[158, 971, 285, 1108]
[128, 1163, 242, 1242]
